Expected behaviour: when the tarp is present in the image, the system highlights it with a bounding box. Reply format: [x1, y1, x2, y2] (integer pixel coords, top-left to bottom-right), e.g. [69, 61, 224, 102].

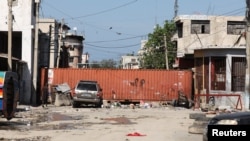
[55, 83, 71, 93]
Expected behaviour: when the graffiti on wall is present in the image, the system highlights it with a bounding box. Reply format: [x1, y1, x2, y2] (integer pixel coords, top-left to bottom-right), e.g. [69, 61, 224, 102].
[129, 78, 145, 87]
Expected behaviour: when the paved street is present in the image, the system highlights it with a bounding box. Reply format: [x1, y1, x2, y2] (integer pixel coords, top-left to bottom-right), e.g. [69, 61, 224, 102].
[0, 104, 203, 141]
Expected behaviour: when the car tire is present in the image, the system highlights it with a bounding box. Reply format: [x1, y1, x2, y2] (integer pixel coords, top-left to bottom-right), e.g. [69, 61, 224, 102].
[95, 104, 101, 108]
[72, 101, 79, 108]
[95, 100, 103, 108]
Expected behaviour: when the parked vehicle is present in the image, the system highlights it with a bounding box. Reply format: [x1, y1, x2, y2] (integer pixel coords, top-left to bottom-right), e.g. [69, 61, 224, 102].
[203, 111, 250, 141]
[72, 80, 103, 108]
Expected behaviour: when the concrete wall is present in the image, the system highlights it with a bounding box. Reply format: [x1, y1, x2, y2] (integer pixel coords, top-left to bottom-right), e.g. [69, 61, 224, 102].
[0, 0, 35, 105]
[121, 56, 139, 69]
[39, 18, 59, 68]
[174, 15, 246, 56]
[64, 34, 84, 68]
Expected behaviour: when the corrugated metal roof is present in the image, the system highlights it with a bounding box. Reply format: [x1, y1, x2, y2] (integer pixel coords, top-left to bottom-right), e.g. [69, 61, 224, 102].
[0, 53, 27, 63]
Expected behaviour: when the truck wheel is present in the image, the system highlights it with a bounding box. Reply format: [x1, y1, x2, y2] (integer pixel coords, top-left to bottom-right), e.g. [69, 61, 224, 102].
[5, 77, 15, 120]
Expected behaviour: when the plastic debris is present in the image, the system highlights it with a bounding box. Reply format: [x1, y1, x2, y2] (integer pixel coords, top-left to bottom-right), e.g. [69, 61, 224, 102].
[126, 132, 146, 136]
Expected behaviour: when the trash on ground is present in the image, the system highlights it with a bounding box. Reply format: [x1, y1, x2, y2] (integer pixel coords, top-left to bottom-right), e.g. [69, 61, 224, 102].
[126, 132, 146, 136]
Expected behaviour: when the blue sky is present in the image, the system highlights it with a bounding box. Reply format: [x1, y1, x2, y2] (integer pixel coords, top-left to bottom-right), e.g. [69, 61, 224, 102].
[40, 0, 246, 62]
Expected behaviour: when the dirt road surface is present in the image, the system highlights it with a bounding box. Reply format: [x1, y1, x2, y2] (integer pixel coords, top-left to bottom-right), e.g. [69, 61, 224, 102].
[0, 104, 203, 141]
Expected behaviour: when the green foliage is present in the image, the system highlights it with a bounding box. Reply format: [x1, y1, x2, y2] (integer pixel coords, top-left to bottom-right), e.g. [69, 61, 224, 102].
[91, 61, 101, 68]
[140, 20, 176, 69]
[90, 59, 117, 68]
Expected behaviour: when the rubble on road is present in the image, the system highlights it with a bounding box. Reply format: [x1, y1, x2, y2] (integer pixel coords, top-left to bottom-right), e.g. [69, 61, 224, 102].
[51, 83, 72, 106]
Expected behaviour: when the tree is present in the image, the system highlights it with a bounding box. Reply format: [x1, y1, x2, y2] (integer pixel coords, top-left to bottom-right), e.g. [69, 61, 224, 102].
[90, 59, 117, 68]
[100, 59, 117, 68]
[140, 20, 176, 69]
[91, 61, 101, 68]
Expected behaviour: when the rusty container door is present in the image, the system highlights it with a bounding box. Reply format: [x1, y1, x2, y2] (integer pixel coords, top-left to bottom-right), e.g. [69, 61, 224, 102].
[45, 69, 193, 102]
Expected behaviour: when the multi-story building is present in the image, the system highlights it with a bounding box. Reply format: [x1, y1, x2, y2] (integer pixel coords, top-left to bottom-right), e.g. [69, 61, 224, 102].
[172, 15, 249, 110]
[0, 0, 38, 105]
[172, 15, 246, 69]
[79, 53, 90, 68]
[62, 33, 84, 68]
[38, 18, 59, 68]
[121, 55, 140, 69]
[0, 0, 85, 105]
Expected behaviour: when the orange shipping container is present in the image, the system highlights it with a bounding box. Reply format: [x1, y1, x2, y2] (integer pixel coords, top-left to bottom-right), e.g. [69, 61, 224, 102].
[41, 69, 193, 102]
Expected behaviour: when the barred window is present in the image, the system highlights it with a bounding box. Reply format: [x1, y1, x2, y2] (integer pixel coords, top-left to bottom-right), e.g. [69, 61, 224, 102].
[231, 57, 246, 91]
[211, 57, 226, 90]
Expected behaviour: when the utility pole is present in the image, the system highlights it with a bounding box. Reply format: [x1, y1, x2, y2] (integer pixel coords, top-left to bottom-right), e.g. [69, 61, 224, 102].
[164, 34, 169, 70]
[7, 0, 13, 71]
[57, 19, 64, 68]
[174, 0, 178, 19]
[245, 0, 250, 110]
[32, 0, 40, 105]
[48, 25, 52, 68]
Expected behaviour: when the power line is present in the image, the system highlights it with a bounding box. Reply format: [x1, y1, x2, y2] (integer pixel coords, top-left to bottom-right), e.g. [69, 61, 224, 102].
[41, 0, 73, 19]
[42, 0, 138, 20]
[85, 46, 130, 54]
[85, 43, 141, 48]
[70, 0, 138, 19]
[217, 7, 245, 16]
[85, 35, 147, 43]
[41, 0, 142, 38]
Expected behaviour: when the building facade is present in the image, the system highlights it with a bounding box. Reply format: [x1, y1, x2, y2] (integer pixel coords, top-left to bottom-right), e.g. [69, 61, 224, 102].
[0, 0, 85, 105]
[172, 15, 249, 110]
[172, 15, 246, 69]
[62, 33, 84, 68]
[121, 55, 140, 69]
[38, 18, 59, 68]
[0, 0, 38, 105]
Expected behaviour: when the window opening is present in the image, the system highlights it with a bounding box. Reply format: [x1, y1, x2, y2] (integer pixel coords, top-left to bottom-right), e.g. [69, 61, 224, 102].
[191, 20, 210, 34]
[231, 57, 246, 91]
[211, 57, 226, 90]
[227, 21, 246, 35]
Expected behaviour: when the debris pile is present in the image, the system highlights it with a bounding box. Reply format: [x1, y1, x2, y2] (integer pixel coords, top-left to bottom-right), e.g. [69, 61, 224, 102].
[52, 83, 72, 106]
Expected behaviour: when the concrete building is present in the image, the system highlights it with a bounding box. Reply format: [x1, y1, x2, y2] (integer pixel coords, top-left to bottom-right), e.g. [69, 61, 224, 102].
[0, 0, 84, 105]
[38, 18, 59, 68]
[121, 55, 140, 69]
[137, 40, 148, 68]
[138, 40, 148, 56]
[172, 15, 246, 69]
[79, 53, 90, 68]
[62, 33, 84, 68]
[172, 15, 249, 110]
[0, 0, 38, 105]
[38, 19, 85, 68]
